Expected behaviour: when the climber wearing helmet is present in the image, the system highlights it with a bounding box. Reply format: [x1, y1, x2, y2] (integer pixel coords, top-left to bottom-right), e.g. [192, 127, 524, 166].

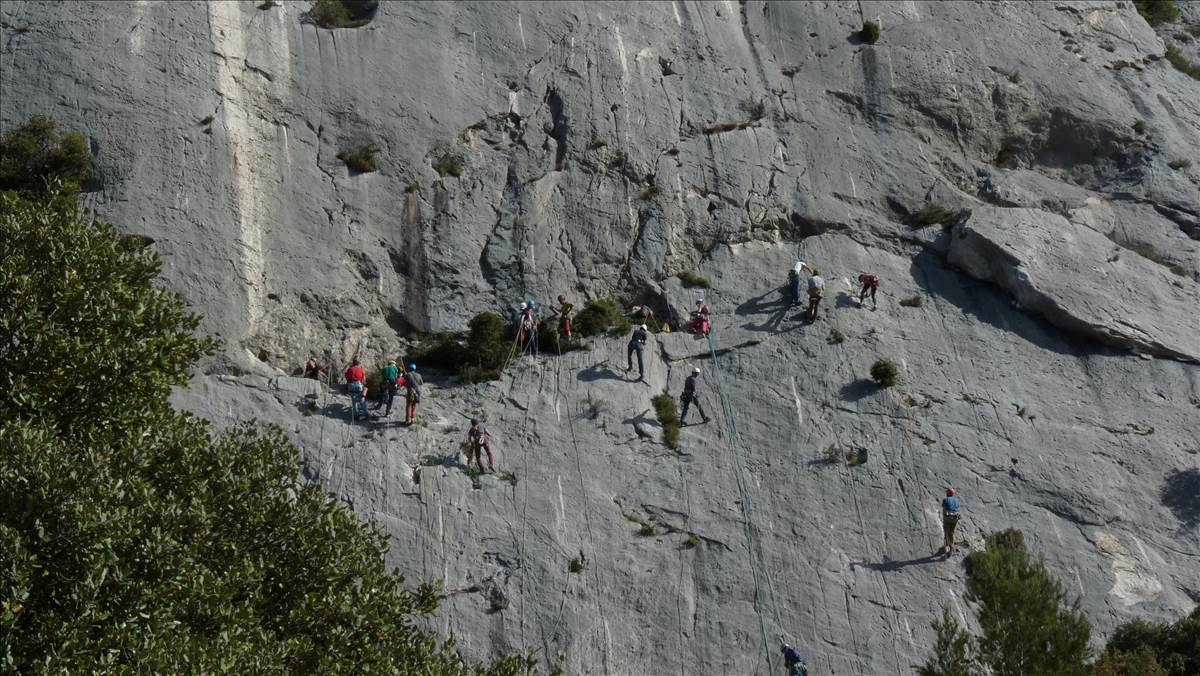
[553, 294, 574, 344]
[941, 487, 962, 557]
[627, 323, 650, 381]
[858, 272, 880, 310]
[679, 366, 710, 425]
[403, 363, 423, 425]
[373, 358, 401, 417]
[806, 268, 825, 321]
[465, 417, 495, 473]
[781, 643, 809, 676]
[689, 299, 711, 336]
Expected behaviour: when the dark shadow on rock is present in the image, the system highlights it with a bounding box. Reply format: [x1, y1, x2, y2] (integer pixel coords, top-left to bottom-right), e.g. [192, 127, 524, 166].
[1161, 468, 1200, 530]
[622, 409, 657, 428]
[909, 250, 1109, 357]
[578, 363, 625, 382]
[735, 287, 795, 332]
[846, 31, 864, 46]
[835, 291, 858, 309]
[840, 378, 876, 402]
[852, 552, 945, 572]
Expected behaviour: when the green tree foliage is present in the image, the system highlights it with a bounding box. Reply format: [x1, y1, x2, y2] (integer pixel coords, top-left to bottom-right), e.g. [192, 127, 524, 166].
[0, 116, 93, 195]
[870, 359, 898, 387]
[917, 529, 1091, 676]
[1093, 608, 1200, 676]
[407, 312, 512, 383]
[650, 393, 680, 449]
[916, 609, 975, 676]
[574, 298, 631, 337]
[0, 190, 533, 673]
[0, 190, 216, 435]
[1134, 1, 1180, 26]
[861, 20, 881, 45]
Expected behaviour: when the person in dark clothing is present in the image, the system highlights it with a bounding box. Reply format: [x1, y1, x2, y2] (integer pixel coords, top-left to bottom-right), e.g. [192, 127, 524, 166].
[303, 356, 325, 380]
[781, 643, 808, 676]
[679, 367, 710, 424]
[627, 324, 650, 380]
[404, 363, 423, 425]
[941, 487, 962, 556]
[465, 418, 494, 472]
[858, 273, 880, 309]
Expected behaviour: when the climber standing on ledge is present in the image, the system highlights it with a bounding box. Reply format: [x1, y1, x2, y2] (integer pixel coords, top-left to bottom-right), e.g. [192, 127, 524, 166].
[627, 323, 650, 381]
[552, 294, 574, 345]
[403, 363, 423, 425]
[942, 487, 962, 557]
[373, 358, 400, 416]
[679, 366, 710, 425]
[858, 272, 880, 310]
[464, 417, 495, 473]
[344, 357, 369, 423]
[806, 268, 825, 321]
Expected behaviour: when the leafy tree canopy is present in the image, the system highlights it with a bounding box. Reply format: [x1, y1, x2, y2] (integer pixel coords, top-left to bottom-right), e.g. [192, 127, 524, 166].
[0, 185, 533, 672]
[0, 115, 93, 195]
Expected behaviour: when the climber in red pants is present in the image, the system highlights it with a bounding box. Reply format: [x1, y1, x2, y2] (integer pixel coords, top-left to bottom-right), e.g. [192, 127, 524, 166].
[465, 418, 495, 473]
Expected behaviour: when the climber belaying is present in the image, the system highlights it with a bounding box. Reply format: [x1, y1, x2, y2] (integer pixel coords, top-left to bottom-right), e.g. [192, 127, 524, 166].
[858, 272, 880, 310]
[373, 358, 401, 417]
[627, 323, 650, 381]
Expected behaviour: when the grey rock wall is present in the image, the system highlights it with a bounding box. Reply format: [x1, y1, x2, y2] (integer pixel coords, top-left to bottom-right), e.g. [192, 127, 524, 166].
[3, 1, 1199, 674]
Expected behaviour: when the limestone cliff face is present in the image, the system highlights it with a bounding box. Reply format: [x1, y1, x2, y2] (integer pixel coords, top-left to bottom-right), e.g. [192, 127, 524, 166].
[3, 1, 1199, 673]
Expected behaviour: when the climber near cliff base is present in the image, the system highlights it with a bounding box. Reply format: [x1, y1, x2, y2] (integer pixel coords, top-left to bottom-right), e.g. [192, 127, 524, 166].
[373, 358, 400, 416]
[781, 643, 809, 676]
[679, 366, 710, 425]
[344, 357, 369, 422]
[404, 363, 423, 425]
[941, 487, 962, 557]
[858, 272, 879, 310]
[552, 294, 574, 344]
[788, 260, 811, 306]
[464, 417, 495, 473]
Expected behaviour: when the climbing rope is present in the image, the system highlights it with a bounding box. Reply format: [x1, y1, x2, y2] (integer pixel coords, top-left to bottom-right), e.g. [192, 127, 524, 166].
[704, 330, 785, 674]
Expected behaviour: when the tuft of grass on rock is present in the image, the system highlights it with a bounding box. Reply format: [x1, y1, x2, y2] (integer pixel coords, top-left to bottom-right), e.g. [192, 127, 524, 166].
[1168, 158, 1192, 170]
[431, 151, 463, 178]
[861, 20, 881, 45]
[683, 532, 700, 548]
[899, 295, 924, 308]
[640, 184, 661, 200]
[404, 182, 419, 193]
[336, 144, 379, 174]
[677, 271, 710, 288]
[870, 359, 899, 388]
[199, 115, 214, 126]
[309, 0, 378, 29]
[652, 393, 681, 449]
[910, 205, 959, 228]
[1164, 42, 1200, 79]
[829, 328, 846, 344]
[637, 523, 659, 537]
[1132, 119, 1148, 135]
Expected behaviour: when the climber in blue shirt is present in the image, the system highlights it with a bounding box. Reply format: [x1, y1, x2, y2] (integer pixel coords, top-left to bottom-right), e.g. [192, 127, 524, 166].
[941, 488, 962, 557]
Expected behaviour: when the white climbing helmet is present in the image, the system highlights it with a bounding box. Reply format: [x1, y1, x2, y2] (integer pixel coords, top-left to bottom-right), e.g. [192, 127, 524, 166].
[692, 367, 701, 375]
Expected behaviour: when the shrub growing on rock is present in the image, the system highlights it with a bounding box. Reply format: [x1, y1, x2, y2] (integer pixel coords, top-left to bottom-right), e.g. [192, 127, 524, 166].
[911, 205, 959, 228]
[899, 295, 924, 307]
[574, 298, 631, 337]
[432, 152, 464, 178]
[1093, 607, 1200, 676]
[870, 359, 899, 387]
[1135, 0, 1180, 26]
[651, 393, 680, 449]
[309, 0, 378, 29]
[1164, 42, 1200, 81]
[336, 144, 379, 173]
[861, 20, 881, 45]
[0, 115, 93, 195]
[677, 271, 710, 288]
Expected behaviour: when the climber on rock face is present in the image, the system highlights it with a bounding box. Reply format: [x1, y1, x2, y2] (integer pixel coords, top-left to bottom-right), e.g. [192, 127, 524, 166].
[679, 366, 710, 425]
[553, 294, 574, 344]
[781, 643, 809, 676]
[373, 358, 400, 416]
[403, 363, 423, 425]
[806, 268, 825, 321]
[858, 272, 880, 310]
[303, 356, 327, 381]
[627, 324, 650, 380]
[519, 303, 538, 356]
[689, 299, 711, 336]
[941, 487, 962, 557]
[465, 417, 494, 473]
[344, 357, 369, 422]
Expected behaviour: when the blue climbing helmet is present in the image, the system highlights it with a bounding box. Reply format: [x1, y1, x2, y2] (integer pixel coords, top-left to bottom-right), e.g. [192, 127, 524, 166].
[409, 363, 417, 371]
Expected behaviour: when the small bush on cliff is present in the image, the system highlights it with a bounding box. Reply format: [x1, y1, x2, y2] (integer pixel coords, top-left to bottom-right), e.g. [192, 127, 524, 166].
[408, 313, 511, 383]
[677, 271, 710, 288]
[336, 144, 379, 173]
[861, 20, 881, 45]
[309, 0, 378, 29]
[651, 393, 681, 449]
[0, 115, 93, 195]
[1164, 42, 1200, 81]
[1093, 607, 1200, 676]
[432, 152, 464, 178]
[0, 189, 533, 673]
[574, 298, 631, 337]
[911, 205, 959, 228]
[870, 359, 898, 387]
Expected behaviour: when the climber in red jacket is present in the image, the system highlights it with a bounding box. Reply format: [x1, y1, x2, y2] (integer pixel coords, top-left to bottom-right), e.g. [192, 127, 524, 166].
[858, 273, 880, 309]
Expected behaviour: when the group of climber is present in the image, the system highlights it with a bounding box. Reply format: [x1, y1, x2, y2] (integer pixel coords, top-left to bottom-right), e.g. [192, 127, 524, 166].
[333, 356, 424, 425]
[786, 261, 881, 320]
